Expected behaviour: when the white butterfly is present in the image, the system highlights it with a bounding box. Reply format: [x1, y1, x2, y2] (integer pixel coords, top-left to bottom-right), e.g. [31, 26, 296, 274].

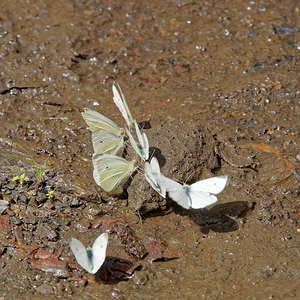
[82, 108, 125, 155]
[145, 157, 166, 197]
[92, 154, 136, 192]
[159, 175, 229, 209]
[126, 121, 149, 161]
[69, 233, 108, 274]
[112, 84, 135, 128]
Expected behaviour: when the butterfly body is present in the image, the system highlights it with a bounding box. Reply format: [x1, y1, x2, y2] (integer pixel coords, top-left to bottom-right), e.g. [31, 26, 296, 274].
[87, 248, 93, 267]
[183, 185, 192, 207]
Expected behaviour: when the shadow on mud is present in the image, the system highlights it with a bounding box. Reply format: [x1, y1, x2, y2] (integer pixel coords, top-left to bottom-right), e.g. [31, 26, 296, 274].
[149, 147, 166, 167]
[95, 256, 136, 283]
[183, 201, 255, 233]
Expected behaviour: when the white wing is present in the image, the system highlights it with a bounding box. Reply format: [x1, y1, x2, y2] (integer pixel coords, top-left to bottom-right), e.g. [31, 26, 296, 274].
[126, 122, 149, 161]
[190, 175, 228, 195]
[112, 84, 134, 128]
[134, 121, 149, 160]
[160, 175, 229, 210]
[82, 108, 123, 135]
[91, 233, 108, 274]
[149, 157, 161, 174]
[189, 190, 218, 209]
[92, 131, 124, 155]
[188, 175, 228, 209]
[126, 128, 140, 157]
[92, 154, 135, 192]
[160, 177, 191, 209]
[145, 157, 166, 197]
[69, 237, 93, 274]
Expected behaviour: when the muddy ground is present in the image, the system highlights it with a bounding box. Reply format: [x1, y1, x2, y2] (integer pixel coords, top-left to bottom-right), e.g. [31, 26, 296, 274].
[0, 0, 299, 299]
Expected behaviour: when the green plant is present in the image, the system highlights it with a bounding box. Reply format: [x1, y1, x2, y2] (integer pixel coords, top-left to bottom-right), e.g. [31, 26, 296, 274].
[12, 173, 27, 185]
[0, 137, 48, 183]
[46, 190, 54, 199]
[136, 209, 143, 225]
[192, 231, 198, 245]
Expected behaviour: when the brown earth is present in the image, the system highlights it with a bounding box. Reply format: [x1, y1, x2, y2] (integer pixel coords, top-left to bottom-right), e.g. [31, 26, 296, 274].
[0, 0, 299, 299]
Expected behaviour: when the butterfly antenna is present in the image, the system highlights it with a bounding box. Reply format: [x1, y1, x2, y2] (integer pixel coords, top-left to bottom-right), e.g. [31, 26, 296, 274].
[135, 113, 146, 122]
[93, 186, 103, 203]
[122, 139, 137, 161]
[134, 165, 143, 175]
[185, 170, 196, 184]
[149, 148, 156, 161]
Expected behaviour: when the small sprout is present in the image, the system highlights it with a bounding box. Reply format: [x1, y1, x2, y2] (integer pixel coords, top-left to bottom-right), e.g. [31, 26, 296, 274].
[12, 173, 27, 185]
[12, 175, 20, 182]
[136, 209, 143, 225]
[192, 231, 198, 245]
[0, 137, 48, 183]
[46, 190, 54, 199]
[19, 173, 26, 184]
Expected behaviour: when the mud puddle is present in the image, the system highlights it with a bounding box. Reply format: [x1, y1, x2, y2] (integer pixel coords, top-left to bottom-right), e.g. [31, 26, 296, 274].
[0, 0, 299, 299]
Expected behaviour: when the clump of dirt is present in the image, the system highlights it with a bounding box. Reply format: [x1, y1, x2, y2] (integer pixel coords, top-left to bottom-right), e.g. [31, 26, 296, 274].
[127, 120, 220, 214]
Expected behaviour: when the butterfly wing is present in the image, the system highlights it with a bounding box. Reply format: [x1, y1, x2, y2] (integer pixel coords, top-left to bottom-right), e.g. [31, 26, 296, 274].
[91, 233, 108, 274]
[92, 131, 124, 155]
[160, 177, 191, 209]
[190, 175, 228, 195]
[126, 125, 149, 161]
[189, 189, 218, 209]
[69, 237, 93, 274]
[82, 108, 122, 135]
[134, 122, 149, 160]
[149, 157, 160, 174]
[112, 84, 134, 128]
[145, 157, 166, 197]
[93, 154, 135, 192]
[126, 128, 141, 157]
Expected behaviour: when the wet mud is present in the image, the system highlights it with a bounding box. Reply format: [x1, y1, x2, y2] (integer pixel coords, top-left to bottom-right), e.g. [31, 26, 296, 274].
[0, 0, 299, 299]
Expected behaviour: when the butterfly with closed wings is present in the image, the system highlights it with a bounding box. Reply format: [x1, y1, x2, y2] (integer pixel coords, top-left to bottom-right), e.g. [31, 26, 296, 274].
[69, 233, 108, 274]
[112, 83, 135, 128]
[126, 121, 149, 161]
[82, 108, 125, 155]
[144, 157, 166, 197]
[92, 154, 136, 192]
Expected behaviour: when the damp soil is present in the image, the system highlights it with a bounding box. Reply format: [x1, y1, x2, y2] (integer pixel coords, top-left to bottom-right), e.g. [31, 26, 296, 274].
[0, 0, 299, 299]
